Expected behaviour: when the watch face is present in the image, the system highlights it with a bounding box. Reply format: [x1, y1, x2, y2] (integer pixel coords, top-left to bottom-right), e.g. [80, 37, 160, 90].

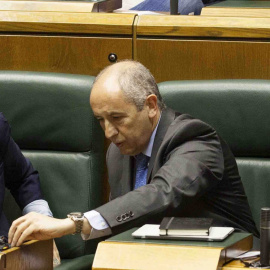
[69, 212, 83, 218]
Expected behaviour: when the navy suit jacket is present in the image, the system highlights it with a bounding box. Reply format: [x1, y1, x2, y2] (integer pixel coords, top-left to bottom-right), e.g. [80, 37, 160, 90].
[0, 113, 43, 236]
[96, 109, 259, 237]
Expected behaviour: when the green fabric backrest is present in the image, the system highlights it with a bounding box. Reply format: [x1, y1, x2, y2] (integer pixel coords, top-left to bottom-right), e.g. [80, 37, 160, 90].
[158, 80, 270, 229]
[0, 71, 104, 259]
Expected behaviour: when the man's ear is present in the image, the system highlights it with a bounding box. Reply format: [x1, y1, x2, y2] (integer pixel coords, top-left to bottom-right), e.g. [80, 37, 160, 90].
[145, 95, 159, 118]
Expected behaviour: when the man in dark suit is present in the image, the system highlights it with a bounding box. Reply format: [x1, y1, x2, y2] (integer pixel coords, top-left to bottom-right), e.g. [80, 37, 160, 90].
[0, 113, 60, 266]
[0, 113, 52, 237]
[8, 60, 259, 246]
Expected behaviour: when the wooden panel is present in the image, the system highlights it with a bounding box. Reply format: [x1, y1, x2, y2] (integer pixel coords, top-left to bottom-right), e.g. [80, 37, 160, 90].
[201, 7, 270, 17]
[0, 11, 135, 34]
[0, 35, 132, 75]
[0, 240, 53, 270]
[0, 0, 122, 13]
[201, 0, 270, 18]
[222, 259, 248, 269]
[93, 234, 252, 270]
[137, 15, 270, 38]
[0, 1, 95, 12]
[136, 38, 270, 82]
[93, 242, 223, 270]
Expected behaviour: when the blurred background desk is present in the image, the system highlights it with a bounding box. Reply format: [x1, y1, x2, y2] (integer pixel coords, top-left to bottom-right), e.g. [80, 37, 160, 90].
[201, 0, 270, 17]
[1, 1, 270, 84]
[0, 1, 133, 80]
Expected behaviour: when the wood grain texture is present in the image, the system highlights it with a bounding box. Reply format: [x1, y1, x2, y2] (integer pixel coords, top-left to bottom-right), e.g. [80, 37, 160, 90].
[0, 1, 95, 12]
[136, 38, 270, 82]
[0, 11, 135, 34]
[0, 0, 122, 13]
[201, 7, 270, 18]
[92, 242, 223, 270]
[137, 15, 270, 38]
[0, 240, 53, 270]
[0, 35, 132, 75]
[222, 259, 247, 269]
[93, 235, 252, 270]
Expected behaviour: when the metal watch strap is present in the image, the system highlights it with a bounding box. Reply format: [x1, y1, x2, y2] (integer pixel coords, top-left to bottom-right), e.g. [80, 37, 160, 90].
[67, 212, 84, 235]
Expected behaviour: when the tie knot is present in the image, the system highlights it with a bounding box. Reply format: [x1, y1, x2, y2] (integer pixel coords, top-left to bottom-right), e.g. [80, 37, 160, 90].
[135, 153, 150, 171]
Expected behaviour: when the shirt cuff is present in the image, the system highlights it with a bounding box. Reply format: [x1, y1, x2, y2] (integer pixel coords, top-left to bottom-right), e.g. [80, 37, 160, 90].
[81, 210, 112, 240]
[22, 199, 53, 217]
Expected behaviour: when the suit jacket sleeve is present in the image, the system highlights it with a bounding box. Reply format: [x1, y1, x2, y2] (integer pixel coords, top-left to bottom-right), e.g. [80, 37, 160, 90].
[96, 115, 224, 235]
[0, 114, 43, 209]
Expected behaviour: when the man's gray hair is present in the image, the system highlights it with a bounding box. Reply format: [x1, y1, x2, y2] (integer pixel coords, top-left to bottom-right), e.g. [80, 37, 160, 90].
[94, 60, 166, 111]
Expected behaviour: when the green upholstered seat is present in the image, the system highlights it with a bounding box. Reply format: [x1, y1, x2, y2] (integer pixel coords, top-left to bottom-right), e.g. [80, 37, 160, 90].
[0, 71, 104, 269]
[158, 79, 270, 231]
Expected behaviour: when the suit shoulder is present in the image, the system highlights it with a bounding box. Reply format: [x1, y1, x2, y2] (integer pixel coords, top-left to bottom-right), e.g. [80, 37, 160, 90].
[171, 113, 216, 136]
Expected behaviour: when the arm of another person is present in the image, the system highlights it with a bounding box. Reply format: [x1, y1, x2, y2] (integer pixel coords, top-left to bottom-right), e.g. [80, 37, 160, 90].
[1, 117, 60, 257]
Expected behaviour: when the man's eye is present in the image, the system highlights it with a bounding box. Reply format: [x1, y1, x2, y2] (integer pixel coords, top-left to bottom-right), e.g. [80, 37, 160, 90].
[112, 116, 122, 120]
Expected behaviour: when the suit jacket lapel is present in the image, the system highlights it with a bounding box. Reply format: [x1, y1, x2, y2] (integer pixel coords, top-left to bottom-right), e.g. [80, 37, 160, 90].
[147, 108, 176, 182]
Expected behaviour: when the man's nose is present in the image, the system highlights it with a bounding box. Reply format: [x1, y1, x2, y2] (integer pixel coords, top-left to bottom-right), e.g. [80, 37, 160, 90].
[104, 121, 118, 139]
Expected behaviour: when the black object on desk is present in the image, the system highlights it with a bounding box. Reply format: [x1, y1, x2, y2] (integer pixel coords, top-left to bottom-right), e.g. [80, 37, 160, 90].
[170, 0, 178, 15]
[160, 217, 213, 236]
[0, 235, 10, 251]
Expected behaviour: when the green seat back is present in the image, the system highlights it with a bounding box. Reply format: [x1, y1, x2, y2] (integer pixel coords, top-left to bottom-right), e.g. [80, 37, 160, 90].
[0, 71, 104, 259]
[158, 79, 270, 229]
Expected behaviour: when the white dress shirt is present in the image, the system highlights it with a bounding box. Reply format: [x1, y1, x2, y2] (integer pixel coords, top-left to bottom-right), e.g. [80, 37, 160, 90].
[23, 199, 53, 217]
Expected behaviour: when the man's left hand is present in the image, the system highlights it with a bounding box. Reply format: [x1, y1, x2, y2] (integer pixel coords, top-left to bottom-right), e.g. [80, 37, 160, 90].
[8, 212, 75, 247]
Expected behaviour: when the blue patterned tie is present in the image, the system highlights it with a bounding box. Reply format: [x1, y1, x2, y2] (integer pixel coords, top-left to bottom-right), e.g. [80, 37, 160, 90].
[134, 153, 150, 189]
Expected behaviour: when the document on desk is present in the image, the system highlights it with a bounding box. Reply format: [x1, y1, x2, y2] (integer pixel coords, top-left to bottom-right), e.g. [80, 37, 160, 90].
[132, 224, 234, 241]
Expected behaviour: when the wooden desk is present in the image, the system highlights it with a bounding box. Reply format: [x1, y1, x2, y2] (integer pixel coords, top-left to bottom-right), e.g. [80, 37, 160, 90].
[92, 228, 253, 270]
[201, 0, 270, 18]
[0, 239, 53, 270]
[0, 0, 122, 13]
[223, 259, 249, 269]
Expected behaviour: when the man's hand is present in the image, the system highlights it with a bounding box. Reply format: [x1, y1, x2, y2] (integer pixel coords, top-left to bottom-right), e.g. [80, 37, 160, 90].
[8, 212, 75, 247]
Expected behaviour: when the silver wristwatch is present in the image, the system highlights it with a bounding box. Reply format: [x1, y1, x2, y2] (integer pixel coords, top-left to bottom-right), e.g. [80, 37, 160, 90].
[67, 212, 84, 234]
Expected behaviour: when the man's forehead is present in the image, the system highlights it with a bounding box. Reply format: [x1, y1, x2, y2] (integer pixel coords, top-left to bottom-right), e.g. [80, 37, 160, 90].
[92, 72, 120, 95]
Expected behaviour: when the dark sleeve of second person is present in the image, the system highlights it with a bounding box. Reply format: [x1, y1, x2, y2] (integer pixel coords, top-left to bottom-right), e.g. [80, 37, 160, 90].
[1, 116, 43, 210]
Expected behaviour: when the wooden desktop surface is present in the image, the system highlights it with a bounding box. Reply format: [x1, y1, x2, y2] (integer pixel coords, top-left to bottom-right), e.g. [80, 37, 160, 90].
[92, 228, 253, 270]
[0, 239, 53, 270]
[201, 0, 270, 18]
[0, 0, 122, 13]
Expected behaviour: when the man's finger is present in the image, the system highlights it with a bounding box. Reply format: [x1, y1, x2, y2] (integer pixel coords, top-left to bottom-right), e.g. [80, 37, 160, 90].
[15, 225, 36, 247]
[8, 216, 26, 244]
[11, 219, 32, 247]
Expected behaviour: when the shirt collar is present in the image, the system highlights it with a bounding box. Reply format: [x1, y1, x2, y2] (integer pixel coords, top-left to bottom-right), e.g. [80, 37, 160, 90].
[142, 114, 161, 157]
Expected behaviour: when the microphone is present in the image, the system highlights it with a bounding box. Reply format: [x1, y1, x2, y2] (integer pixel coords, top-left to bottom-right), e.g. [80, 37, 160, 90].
[260, 207, 270, 266]
[170, 0, 178, 15]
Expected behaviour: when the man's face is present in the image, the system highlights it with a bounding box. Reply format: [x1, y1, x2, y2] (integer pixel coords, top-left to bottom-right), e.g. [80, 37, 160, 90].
[90, 76, 157, 156]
